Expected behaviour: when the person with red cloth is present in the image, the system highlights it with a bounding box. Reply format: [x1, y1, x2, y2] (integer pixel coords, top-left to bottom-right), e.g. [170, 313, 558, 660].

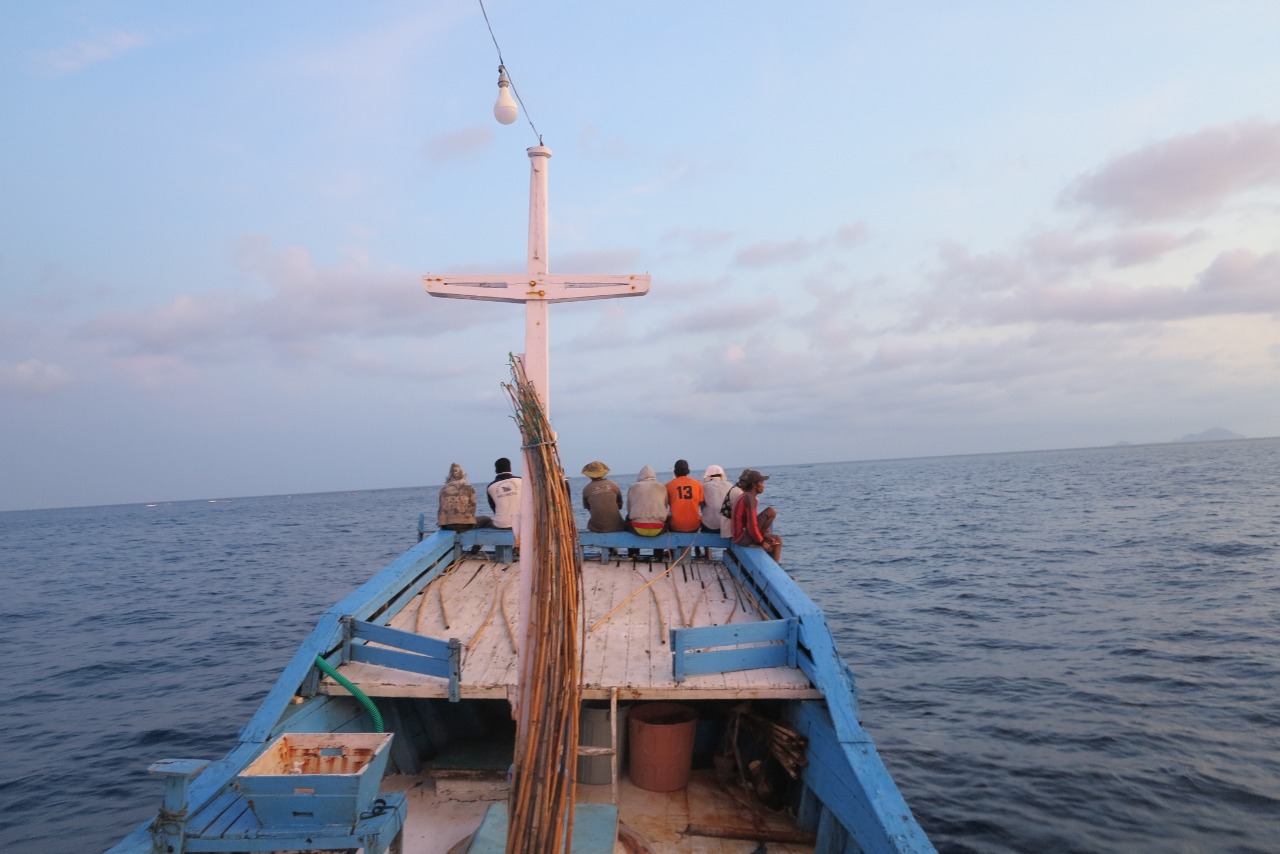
[731, 469, 782, 563]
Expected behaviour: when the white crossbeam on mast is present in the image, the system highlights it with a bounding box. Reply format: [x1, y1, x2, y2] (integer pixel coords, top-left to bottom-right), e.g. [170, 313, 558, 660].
[423, 273, 649, 304]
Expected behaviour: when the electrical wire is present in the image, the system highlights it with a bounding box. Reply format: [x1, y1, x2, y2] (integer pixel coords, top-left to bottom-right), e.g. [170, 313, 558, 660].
[477, 0, 544, 145]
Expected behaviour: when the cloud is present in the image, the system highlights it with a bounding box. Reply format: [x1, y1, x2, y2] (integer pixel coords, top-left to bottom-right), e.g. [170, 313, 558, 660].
[660, 227, 734, 257]
[667, 297, 779, 335]
[918, 245, 1280, 328]
[579, 124, 639, 160]
[1025, 228, 1206, 271]
[697, 340, 796, 396]
[31, 31, 150, 76]
[902, 119, 1280, 339]
[78, 237, 506, 365]
[554, 248, 644, 274]
[832, 223, 871, 248]
[423, 125, 494, 161]
[734, 237, 815, 268]
[1197, 248, 1280, 303]
[0, 359, 74, 396]
[1061, 120, 1280, 220]
[732, 222, 868, 268]
[796, 277, 868, 354]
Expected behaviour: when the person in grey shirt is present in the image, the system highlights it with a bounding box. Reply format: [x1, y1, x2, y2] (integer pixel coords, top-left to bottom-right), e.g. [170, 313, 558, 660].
[581, 460, 625, 533]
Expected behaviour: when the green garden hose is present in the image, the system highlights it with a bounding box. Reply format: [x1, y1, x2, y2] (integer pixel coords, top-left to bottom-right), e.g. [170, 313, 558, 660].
[314, 655, 385, 733]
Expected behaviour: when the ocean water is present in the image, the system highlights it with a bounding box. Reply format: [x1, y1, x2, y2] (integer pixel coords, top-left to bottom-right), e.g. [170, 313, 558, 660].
[2, 439, 1277, 853]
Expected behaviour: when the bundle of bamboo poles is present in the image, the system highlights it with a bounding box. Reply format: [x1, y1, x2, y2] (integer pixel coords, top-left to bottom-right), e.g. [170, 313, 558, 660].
[503, 357, 584, 854]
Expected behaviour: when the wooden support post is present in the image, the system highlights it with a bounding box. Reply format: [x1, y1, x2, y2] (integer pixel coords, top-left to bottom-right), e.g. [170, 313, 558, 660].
[148, 759, 209, 854]
[609, 686, 619, 804]
[448, 637, 462, 702]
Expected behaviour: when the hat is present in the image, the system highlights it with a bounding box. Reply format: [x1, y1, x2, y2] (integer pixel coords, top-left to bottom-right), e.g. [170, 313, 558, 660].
[704, 464, 725, 479]
[582, 460, 610, 478]
[673, 459, 690, 476]
[738, 469, 770, 488]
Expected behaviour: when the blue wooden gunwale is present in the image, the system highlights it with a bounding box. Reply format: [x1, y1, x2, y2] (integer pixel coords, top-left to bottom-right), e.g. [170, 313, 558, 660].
[722, 544, 933, 854]
[108, 530, 459, 854]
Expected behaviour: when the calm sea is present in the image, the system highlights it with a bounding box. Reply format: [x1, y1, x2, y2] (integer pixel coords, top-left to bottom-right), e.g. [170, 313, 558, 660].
[2, 439, 1277, 853]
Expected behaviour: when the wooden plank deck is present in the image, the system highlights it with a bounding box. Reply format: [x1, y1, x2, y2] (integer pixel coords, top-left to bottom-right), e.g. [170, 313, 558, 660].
[320, 556, 820, 701]
[380, 771, 814, 854]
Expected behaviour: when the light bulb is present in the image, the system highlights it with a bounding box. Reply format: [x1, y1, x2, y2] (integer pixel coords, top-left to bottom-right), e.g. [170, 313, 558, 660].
[494, 66, 518, 125]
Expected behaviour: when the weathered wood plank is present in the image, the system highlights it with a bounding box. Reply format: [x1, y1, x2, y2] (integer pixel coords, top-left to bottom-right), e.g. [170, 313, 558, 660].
[323, 553, 820, 701]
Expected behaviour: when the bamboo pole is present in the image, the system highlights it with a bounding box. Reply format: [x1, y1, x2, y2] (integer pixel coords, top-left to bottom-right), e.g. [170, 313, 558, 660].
[499, 576, 518, 654]
[416, 558, 461, 634]
[502, 357, 583, 854]
[587, 545, 693, 634]
[465, 570, 504, 665]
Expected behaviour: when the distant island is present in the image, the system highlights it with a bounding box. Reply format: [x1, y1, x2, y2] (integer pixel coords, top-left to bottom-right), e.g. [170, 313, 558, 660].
[1174, 427, 1246, 443]
[1113, 427, 1246, 447]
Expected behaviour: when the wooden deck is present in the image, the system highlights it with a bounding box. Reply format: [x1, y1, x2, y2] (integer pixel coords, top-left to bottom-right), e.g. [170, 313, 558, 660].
[321, 554, 820, 701]
[384, 771, 815, 854]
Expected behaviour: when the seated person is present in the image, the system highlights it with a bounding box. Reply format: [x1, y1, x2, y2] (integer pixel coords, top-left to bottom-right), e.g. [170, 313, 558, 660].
[700, 465, 732, 533]
[731, 469, 782, 563]
[437, 463, 477, 532]
[666, 459, 705, 533]
[626, 466, 669, 537]
[487, 457, 522, 549]
[581, 460, 625, 533]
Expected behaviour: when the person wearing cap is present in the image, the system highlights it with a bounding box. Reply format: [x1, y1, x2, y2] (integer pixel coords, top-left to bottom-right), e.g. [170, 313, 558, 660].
[666, 459, 705, 534]
[732, 469, 782, 562]
[700, 465, 733, 534]
[581, 460, 625, 533]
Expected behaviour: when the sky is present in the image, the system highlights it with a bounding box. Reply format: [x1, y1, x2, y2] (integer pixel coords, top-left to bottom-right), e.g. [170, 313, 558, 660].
[2, 2, 1279, 511]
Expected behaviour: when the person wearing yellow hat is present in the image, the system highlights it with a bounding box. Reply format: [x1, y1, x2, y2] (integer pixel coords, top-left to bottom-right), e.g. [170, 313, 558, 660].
[581, 460, 625, 533]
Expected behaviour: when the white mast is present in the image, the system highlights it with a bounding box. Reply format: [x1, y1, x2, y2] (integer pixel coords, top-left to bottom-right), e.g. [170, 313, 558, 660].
[423, 145, 650, 715]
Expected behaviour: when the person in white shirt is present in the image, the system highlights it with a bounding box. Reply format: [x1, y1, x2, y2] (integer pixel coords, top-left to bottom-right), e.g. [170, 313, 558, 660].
[700, 465, 733, 534]
[486, 457, 522, 547]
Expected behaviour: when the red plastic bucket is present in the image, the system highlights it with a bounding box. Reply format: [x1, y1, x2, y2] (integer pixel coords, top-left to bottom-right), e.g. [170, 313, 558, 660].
[628, 703, 697, 792]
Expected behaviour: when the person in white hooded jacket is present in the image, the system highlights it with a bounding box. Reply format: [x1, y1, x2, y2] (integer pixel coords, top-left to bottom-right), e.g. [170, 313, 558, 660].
[700, 465, 733, 534]
[625, 465, 669, 537]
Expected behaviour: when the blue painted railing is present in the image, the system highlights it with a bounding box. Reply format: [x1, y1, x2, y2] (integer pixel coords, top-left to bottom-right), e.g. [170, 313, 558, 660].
[670, 617, 798, 682]
[340, 617, 462, 702]
[577, 530, 731, 554]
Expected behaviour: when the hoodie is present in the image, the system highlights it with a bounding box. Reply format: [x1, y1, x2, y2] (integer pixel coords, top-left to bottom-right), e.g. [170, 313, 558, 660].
[626, 465, 669, 525]
[437, 463, 476, 527]
[701, 465, 732, 532]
